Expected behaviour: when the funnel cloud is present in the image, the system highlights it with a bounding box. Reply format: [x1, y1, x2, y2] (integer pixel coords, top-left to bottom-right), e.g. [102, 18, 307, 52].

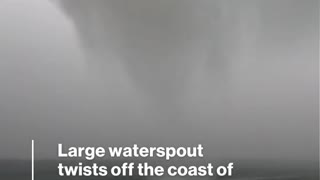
[0, 0, 318, 164]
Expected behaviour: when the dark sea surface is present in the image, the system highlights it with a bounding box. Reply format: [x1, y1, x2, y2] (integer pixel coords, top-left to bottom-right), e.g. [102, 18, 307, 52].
[0, 159, 318, 180]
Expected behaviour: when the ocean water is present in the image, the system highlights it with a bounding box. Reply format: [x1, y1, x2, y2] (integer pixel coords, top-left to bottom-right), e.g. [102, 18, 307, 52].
[0, 160, 318, 180]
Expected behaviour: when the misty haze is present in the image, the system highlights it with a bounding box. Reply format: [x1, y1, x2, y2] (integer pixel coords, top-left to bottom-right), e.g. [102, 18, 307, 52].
[0, 0, 318, 179]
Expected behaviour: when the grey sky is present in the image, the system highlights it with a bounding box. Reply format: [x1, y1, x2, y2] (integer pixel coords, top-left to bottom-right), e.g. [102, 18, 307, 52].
[0, 0, 318, 161]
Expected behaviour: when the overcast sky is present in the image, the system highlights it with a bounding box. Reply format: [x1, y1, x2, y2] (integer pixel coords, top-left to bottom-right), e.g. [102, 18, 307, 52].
[0, 0, 318, 161]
